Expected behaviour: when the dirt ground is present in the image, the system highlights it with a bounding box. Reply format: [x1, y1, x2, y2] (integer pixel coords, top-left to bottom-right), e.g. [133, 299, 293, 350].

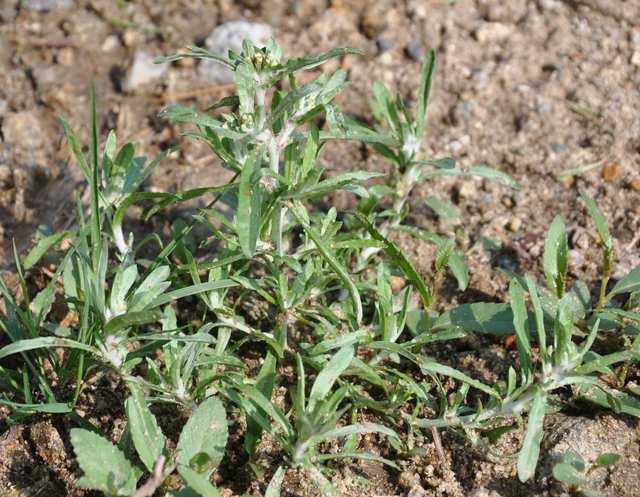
[1, 0, 640, 496]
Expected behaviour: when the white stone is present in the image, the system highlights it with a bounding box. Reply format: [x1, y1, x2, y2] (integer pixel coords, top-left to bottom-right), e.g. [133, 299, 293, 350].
[476, 22, 514, 44]
[125, 52, 167, 91]
[22, 0, 73, 11]
[198, 20, 273, 84]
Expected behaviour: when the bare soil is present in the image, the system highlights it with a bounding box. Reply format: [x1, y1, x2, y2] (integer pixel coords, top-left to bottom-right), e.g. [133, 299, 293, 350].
[1, 1, 640, 496]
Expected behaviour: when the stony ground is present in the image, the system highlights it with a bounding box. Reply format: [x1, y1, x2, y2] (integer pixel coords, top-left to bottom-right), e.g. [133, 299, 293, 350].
[1, 0, 640, 496]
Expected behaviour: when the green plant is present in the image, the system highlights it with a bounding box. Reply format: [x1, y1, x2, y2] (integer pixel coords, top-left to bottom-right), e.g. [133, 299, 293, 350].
[411, 193, 640, 482]
[0, 36, 638, 497]
[552, 450, 621, 497]
[71, 384, 227, 497]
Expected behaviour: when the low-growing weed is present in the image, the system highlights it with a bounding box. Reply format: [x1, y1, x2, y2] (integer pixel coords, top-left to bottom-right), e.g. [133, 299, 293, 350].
[0, 37, 638, 497]
[552, 450, 621, 497]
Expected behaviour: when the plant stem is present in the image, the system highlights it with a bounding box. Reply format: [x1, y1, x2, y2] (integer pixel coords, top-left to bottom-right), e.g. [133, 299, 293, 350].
[595, 248, 613, 312]
[268, 138, 283, 256]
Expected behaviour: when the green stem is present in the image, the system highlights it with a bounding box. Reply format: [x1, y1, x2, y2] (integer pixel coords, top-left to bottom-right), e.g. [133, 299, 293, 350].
[268, 139, 283, 257]
[596, 248, 613, 312]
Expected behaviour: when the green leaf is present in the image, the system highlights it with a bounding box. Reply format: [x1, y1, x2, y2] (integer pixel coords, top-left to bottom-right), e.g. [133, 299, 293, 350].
[448, 250, 469, 291]
[416, 49, 436, 137]
[466, 166, 520, 189]
[580, 191, 613, 251]
[265, 466, 286, 497]
[609, 267, 640, 297]
[150, 280, 238, 308]
[435, 303, 518, 335]
[237, 383, 294, 441]
[284, 47, 363, 74]
[0, 337, 94, 359]
[61, 117, 91, 183]
[242, 355, 280, 456]
[178, 465, 220, 497]
[509, 280, 532, 378]
[372, 81, 402, 138]
[420, 360, 499, 398]
[177, 397, 228, 475]
[543, 216, 568, 297]
[23, 231, 72, 270]
[110, 264, 138, 316]
[308, 346, 354, 413]
[576, 386, 640, 417]
[287, 171, 383, 200]
[125, 383, 166, 472]
[155, 45, 234, 68]
[525, 275, 547, 359]
[594, 452, 621, 468]
[129, 266, 171, 312]
[70, 428, 138, 496]
[293, 203, 362, 324]
[104, 310, 163, 335]
[0, 398, 72, 413]
[356, 213, 432, 309]
[89, 82, 101, 273]
[159, 105, 244, 139]
[517, 388, 547, 482]
[552, 462, 588, 486]
[237, 149, 263, 257]
[425, 196, 460, 221]
[306, 422, 398, 449]
[423, 165, 520, 190]
[593, 452, 621, 467]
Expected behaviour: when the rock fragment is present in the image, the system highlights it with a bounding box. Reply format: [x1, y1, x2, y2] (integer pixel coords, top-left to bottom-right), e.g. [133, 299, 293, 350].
[125, 52, 167, 91]
[198, 20, 273, 84]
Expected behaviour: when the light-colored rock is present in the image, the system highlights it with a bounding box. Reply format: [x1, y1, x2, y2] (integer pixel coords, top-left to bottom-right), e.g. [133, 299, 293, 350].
[21, 0, 73, 11]
[469, 488, 505, 497]
[198, 20, 273, 83]
[476, 22, 514, 44]
[478, 0, 528, 23]
[102, 35, 120, 52]
[125, 51, 167, 91]
[2, 111, 49, 165]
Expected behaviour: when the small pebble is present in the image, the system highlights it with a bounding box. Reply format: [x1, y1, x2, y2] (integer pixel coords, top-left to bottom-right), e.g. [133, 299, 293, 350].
[56, 47, 74, 66]
[122, 29, 143, 48]
[360, 11, 387, 38]
[602, 164, 622, 182]
[508, 217, 522, 232]
[405, 40, 425, 61]
[390, 275, 407, 294]
[376, 36, 394, 52]
[102, 35, 120, 52]
[630, 179, 640, 192]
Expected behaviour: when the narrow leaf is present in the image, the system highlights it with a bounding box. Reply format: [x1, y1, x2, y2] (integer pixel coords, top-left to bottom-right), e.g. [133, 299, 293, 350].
[517, 389, 547, 482]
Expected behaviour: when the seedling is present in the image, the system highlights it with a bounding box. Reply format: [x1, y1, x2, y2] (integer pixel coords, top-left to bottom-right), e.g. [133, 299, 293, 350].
[552, 450, 621, 497]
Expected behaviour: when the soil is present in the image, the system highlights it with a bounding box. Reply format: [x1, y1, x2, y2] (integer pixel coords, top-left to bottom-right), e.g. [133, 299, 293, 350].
[1, 0, 640, 496]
